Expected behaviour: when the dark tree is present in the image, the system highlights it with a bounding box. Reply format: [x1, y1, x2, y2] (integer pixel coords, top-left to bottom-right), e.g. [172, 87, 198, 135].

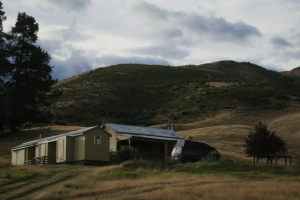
[244, 122, 287, 156]
[6, 12, 55, 131]
[0, 1, 10, 133]
[0, 2, 5, 31]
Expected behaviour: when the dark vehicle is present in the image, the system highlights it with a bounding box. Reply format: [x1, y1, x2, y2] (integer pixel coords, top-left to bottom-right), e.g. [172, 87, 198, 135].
[171, 139, 219, 162]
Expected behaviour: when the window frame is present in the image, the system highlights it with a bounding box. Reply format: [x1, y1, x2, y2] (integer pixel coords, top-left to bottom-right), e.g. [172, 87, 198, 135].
[94, 134, 101, 145]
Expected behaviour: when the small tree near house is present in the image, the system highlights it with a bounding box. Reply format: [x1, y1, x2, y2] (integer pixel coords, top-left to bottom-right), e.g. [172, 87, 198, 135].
[244, 122, 287, 156]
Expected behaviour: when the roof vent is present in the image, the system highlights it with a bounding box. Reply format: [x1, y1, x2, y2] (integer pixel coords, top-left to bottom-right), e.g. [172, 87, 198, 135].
[167, 119, 175, 131]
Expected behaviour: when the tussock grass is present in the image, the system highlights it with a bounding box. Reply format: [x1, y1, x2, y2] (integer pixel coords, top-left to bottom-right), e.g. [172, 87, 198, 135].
[119, 160, 300, 177]
[33, 160, 300, 200]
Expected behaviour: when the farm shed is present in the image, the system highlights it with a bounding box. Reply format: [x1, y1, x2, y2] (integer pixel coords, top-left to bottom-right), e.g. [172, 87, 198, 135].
[11, 123, 185, 165]
[11, 126, 111, 165]
[103, 123, 184, 162]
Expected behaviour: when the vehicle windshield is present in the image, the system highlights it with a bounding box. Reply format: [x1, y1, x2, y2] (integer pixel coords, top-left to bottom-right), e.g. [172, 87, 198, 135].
[172, 147, 182, 155]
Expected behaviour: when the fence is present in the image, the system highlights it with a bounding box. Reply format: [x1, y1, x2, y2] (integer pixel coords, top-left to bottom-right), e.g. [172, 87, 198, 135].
[252, 154, 292, 167]
[24, 156, 61, 165]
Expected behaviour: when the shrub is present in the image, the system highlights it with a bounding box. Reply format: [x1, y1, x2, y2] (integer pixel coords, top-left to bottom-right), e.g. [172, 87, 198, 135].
[244, 122, 287, 156]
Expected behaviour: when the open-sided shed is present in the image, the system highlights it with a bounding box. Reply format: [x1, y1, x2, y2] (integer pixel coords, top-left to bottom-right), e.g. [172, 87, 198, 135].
[11, 126, 111, 165]
[103, 123, 184, 162]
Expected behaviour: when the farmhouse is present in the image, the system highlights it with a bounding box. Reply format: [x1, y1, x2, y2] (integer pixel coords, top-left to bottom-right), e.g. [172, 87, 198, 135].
[11, 123, 184, 165]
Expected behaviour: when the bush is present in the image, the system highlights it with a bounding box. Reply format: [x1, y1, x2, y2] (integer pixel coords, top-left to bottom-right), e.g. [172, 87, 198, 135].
[244, 122, 287, 156]
[110, 148, 135, 163]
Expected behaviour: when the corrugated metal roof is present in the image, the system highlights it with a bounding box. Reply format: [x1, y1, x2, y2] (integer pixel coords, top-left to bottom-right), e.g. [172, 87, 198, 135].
[132, 135, 178, 141]
[12, 126, 97, 150]
[12, 123, 184, 151]
[105, 123, 183, 140]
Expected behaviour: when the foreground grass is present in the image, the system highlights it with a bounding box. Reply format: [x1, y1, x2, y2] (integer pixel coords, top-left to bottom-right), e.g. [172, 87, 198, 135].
[0, 165, 93, 200]
[33, 160, 300, 200]
[0, 168, 38, 186]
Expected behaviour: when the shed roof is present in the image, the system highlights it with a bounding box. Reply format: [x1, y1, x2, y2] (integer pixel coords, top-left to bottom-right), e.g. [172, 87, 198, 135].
[12, 123, 184, 151]
[105, 123, 183, 140]
[11, 126, 97, 150]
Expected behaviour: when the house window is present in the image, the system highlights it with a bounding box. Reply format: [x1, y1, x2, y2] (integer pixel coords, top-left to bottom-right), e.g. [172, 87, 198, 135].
[94, 135, 101, 145]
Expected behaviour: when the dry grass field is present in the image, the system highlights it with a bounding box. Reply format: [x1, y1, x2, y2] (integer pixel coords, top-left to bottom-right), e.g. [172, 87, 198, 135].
[26, 161, 300, 200]
[178, 109, 300, 166]
[1, 109, 300, 200]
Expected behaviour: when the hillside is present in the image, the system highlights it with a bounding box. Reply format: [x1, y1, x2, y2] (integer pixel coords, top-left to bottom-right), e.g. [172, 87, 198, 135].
[177, 109, 300, 166]
[283, 67, 300, 78]
[50, 61, 300, 126]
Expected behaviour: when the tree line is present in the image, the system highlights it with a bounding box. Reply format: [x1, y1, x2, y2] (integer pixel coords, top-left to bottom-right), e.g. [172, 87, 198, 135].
[0, 2, 55, 133]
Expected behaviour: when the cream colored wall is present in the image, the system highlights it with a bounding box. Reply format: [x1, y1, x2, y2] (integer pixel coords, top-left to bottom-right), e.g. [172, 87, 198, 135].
[41, 143, 48, 157]
[85, 129, 110, 161]
[11, 149, 25, 165]
[11, 151, 17, 165]
[72, 135, 85, 161]
[34, 143, 48, 157]
[105, 128, 130, 152]
[107, 129, 117, 151]
[35, 145, 39, 157]
[56, 138, 66, 163]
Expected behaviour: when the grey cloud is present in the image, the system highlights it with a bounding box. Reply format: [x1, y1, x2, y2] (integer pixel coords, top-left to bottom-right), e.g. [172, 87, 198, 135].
[134, 1, 168, 20]
[59, 21, 91, 41]
[263, 65, 285, 72]
[47, 0, 91, 11]
[183, 15, 261, 41]
[286, 50, 300, 59]
[38, 39, 61, 54]
[38, 22, 91, 55]
[96, 55, 171, 67]
[52, 59, 92, 80]
[130, 45, 189, 59]
[135, 1, 261, 42]
[52, 54, 171, 80]
[163, 28, 183, 38]
[271, 37, 293, 48]
[51, 49, 93, 80]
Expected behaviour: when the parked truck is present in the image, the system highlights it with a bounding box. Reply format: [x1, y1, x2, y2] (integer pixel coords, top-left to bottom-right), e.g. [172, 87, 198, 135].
[171, 139, 219, 162]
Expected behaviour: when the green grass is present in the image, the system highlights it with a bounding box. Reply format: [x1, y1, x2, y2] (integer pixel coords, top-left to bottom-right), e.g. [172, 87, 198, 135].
[100, 160, 300, 180]
[0, 169, 38, 186]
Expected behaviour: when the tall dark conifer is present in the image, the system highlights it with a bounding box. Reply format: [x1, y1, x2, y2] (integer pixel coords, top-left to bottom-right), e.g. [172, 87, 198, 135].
[0, 1, 9, 133]
[8, 12, 55, 131]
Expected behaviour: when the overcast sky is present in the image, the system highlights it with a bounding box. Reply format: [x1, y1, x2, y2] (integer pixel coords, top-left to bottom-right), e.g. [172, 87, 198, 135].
[2, 0, 300, 79]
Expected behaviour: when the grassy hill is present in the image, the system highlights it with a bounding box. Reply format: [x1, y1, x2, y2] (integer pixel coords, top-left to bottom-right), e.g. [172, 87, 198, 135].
[1, 61, 300, 199]
[50, 60, 300, 126]
[283, 67, 300, 78]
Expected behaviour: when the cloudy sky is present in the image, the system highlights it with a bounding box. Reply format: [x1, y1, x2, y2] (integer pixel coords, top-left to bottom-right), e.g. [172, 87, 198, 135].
[2, 0, 300, 79]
